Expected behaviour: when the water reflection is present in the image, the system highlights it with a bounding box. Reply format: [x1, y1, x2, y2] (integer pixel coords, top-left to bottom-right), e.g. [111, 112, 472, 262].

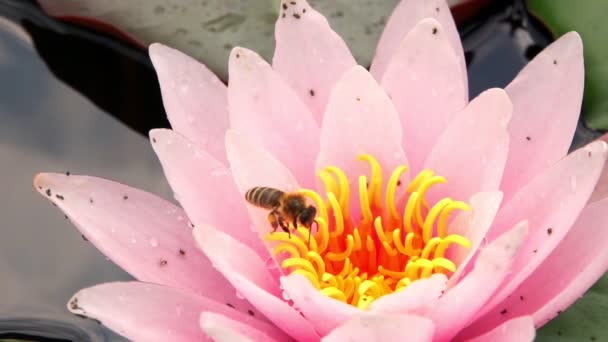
[0, 20, 171, 340]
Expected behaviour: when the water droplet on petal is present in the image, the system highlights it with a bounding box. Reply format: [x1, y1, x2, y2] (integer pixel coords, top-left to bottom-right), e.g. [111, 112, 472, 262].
[281, 290, 291, 301]
[236, 291, 245, 300]
[130, 238, 137, 244]
[149, 237, 159, 247]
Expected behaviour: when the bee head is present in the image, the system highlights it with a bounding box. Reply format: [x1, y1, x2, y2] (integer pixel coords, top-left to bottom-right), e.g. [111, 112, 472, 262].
[298, 205, 317, 228]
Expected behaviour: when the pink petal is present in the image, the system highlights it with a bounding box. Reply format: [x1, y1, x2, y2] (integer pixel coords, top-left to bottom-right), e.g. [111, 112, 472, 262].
[321, 313, 435, 342]
[448, 191, 503, 286]
[149, 129, 266, 257]
[273, 0, 357, 122]
[369, 274, 447, 314]
[206, 265, 319, 341]
[280, 274, 359, 336]
[461, 197, 608, 336]
[225, 130, 300, 254]
[424, 88, 511, 201]
[424, 221, 528, 342]
[149, 43, 229, 164]
[371, 0, 466, 91]
[381, 18, 467, 172]
[464, 316, 535, 342]
[590, 133, 608, 202]
[33, 173, 242, 307]
[316, 66, 409, 217]
[228, 47, 319, 187]
[192, 225, 279, 297]
[200, 312, 288, 342]
[501, 32, 584, 201]
[68, 282, 272, 342]
[480, 141, 608, 317]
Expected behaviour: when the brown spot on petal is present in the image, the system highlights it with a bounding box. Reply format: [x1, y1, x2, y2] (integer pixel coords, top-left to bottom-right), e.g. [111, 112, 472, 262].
[526, 136, 531, 141]
[547, 227, 553, 235]
[179, 249, 186, 256]
[248, 309, 255, 316]
[553, 59, 558, 65]
[56, 194, 64, 200]
[309, 89, 315, 96]
[159, 259, 168, 266]
[226, 303, 235, 308]
[293, 13, 301, 19]
[45, 189, 52, 197]
[65, 171, 71, 176]
[432, 27, 438, 34]
[282, 3, 287, 9]
[500, 308, 508, 315]
[123, 195, 129, 200]
[69, 298, 79, 310]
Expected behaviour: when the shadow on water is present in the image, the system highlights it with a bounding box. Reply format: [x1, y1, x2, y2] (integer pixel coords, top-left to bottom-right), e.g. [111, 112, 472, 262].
[0, 0, 599, 340]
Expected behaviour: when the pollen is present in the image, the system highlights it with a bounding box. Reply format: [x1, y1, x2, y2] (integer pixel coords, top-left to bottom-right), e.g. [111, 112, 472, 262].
[266, 154, 471, 309]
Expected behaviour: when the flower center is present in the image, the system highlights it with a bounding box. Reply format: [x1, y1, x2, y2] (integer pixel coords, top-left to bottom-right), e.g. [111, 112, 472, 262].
[266, 154, 471, 309]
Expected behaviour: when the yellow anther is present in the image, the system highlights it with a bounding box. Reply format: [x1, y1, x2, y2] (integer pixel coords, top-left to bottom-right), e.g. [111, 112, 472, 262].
[359, 175, 373, 223]
[382, 241, 398, 257]
[315, 217, 330, 254]
[392, 229, 408, 255]
[420, 237, 441, 260]
[327, 192, 344, 238]
[353, 228, 362, 251]
[266, 232, 309, 256]
[282, 258, 317, 275]
[327, 235, 354, 261]
[343, 278, 356, 300]
[307, 251, 326, 275]
[417, 175, 447, 214]
[435, 234, 471, 258]
[373, 217, 390, 243]
[405, 232, 422, 256]
[366, 235, 377, 272]
[404, 192, 419, 233]
[431, 257, 456, 272]
[272, 244, 300, 258]
[438, 201, 470, 238]
[407, 169, 434, 193]
[358, 154, 383, 207]
[423, 198, 452, 243]
[378, 265, 408, 279]
[358, 295, 375, 309]
[292, 269, 320, 288]
[386, 165, 408, 222]
[321, 287, 347, 302]
[338, 258, 352, 277]
[396, 277, 411, 290]
[326, 166, 351, 217]
[359, 280, 382, 298]
[318, 170, 339, 200]
[297, 227, 318, 251]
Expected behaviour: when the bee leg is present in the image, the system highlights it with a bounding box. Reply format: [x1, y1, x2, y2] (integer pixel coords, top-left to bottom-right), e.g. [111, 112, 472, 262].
[278, 217, 291, 238]
[268, 211, 279, 232]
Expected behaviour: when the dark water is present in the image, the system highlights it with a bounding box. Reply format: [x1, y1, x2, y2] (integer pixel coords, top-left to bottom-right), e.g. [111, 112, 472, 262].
[0, 0, 600, 340]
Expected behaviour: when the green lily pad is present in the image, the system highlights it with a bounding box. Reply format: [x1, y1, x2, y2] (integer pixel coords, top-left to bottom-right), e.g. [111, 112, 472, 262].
[536, 274, 608, 341]
[528, 0, 608, 130]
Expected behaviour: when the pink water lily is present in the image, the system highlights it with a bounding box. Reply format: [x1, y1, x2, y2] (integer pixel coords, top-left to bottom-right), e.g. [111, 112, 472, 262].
[33, 0, 608, 341]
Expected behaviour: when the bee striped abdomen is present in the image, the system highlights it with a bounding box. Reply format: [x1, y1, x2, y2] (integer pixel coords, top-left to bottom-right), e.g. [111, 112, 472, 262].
[245, 187, 283, 209]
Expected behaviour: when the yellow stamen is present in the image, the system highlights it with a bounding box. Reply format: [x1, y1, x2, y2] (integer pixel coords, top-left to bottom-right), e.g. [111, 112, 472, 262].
[266, 154, 471, 309]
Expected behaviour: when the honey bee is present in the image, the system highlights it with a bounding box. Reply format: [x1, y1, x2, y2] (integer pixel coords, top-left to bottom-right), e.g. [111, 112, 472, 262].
[245, 187, 317, 238]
